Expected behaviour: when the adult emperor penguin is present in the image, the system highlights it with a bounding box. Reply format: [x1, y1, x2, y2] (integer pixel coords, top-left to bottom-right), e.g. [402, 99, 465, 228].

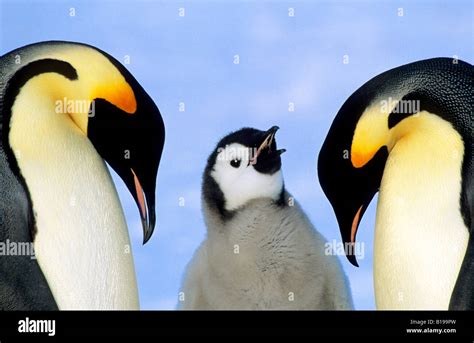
[179, 126, 353, 309]
[318, 58, 473, 310]
[0, 41, 165, 309]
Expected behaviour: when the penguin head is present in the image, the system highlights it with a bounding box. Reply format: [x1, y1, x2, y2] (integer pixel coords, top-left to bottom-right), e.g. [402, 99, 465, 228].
[318, 58, 473, 266]
[3, 41, 165, 243]
[203, 126, 286, 219]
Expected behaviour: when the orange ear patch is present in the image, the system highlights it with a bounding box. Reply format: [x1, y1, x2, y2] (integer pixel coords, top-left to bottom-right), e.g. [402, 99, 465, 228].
[93, 82, 137, 114]
[351, 150, 374, 168]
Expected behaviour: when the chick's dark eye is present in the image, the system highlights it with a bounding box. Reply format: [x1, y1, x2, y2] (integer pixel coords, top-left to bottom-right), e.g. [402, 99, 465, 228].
[230, 159, 241, 168]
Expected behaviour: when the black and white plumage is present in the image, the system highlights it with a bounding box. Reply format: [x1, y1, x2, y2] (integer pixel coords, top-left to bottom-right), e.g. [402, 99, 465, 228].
[179, 127, 353, 309]
[0, 41, 165, 309]
[318, 58, 473, 309]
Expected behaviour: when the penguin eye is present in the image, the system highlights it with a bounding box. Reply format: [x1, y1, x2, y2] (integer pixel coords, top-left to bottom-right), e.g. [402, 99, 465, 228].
[230, 159, 241, 168]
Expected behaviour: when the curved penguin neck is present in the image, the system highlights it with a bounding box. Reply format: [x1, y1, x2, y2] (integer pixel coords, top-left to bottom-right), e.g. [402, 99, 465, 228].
[375, 111, 469, 309]
[8, 75, 139, 309]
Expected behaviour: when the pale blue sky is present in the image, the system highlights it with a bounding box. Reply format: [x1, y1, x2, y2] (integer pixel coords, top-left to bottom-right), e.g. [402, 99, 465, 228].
[1, 0, 472, 309]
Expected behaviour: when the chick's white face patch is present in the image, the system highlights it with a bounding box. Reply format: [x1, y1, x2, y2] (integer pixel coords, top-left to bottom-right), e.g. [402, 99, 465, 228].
[211, 143, 283, 211]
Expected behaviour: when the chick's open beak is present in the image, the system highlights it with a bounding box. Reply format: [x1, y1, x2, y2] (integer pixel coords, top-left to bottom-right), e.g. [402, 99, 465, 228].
[250, 126, 286, 165]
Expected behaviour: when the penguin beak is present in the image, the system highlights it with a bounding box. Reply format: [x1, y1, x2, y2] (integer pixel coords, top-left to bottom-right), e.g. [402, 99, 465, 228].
[87, 84, 165, 244]
[249, 126, 286, 174]
[131, 168, 153, 244]
[318, 106, 388, 266]
[250, 126, 286, 165]
[256, 126, 279, 156]
[319, 145, 387, 266]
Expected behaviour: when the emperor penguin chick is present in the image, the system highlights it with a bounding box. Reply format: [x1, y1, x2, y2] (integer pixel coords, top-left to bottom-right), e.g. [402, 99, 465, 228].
[179, 126, 353, 310]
